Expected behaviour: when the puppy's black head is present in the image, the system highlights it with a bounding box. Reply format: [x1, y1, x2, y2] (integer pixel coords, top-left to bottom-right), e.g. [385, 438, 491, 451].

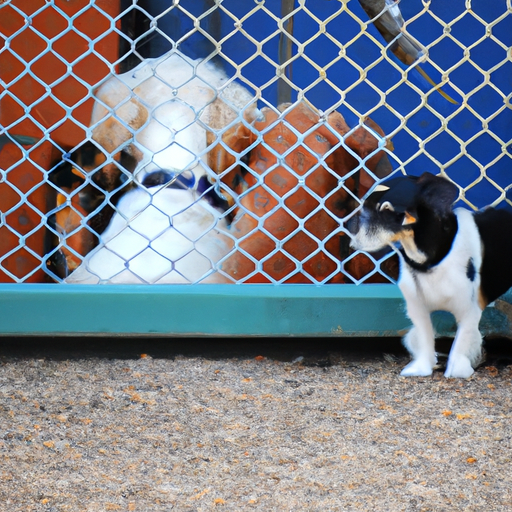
[349, 172, 459, 255]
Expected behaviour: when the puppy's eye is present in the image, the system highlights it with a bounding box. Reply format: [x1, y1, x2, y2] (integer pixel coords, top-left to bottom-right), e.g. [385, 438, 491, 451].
[379, 201, 394, 212]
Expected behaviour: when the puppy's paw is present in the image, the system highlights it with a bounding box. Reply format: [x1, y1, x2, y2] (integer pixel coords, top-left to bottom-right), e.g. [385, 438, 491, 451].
[444, 355, 474, 379]
[400, 359, 434, 377]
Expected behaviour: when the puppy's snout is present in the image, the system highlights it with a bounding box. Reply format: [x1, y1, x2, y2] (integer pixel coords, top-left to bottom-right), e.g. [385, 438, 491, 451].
[346, 214, 360, 235]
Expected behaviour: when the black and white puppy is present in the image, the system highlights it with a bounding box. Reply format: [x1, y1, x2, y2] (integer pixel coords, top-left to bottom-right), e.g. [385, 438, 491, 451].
[348, 171, 512, 378]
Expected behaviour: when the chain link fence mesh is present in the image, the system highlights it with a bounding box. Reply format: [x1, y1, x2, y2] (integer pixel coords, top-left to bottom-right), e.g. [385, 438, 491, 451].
[0, 0, 510, 285]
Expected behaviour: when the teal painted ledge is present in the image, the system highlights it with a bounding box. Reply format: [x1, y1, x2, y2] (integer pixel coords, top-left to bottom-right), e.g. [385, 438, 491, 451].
[0, 283, 408, 337]
[433, 289, 512, 340]
[0, 284, 510, 338]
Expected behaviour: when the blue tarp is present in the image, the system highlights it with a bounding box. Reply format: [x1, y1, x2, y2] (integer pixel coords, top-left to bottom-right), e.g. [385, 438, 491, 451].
[129, 0, 511, 209]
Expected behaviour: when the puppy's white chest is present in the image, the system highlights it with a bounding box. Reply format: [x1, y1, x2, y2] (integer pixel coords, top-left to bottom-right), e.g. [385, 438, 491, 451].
[411, 263, 470, 312]
[399, 208, 483, 315]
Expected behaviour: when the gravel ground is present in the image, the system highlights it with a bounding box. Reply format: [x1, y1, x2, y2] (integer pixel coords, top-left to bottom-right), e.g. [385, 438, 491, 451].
[0, 336, 511, 512]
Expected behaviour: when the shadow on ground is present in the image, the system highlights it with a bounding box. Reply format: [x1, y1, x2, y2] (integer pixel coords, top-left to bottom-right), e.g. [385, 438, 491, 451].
[0, 336, 510, 368]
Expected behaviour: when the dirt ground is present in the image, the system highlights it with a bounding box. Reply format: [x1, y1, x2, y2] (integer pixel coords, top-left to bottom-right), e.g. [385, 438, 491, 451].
[0, 336, 511, 511]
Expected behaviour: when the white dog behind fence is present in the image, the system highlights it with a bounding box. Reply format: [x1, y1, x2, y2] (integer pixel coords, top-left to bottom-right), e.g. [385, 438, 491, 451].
[66, 50, 258, 284]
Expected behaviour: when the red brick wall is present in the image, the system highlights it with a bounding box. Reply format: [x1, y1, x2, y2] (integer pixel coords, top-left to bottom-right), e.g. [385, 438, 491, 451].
[0, 0, 120, 282]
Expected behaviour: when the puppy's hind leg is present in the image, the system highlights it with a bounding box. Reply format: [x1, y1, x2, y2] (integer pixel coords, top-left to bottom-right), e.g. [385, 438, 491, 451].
[400, 302, 437, 377]
[444, 308, 483, 379]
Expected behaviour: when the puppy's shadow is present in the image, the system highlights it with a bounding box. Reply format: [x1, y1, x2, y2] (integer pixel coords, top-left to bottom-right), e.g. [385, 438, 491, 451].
[0, 336, 407, 366]
[436, 336, 512, 370]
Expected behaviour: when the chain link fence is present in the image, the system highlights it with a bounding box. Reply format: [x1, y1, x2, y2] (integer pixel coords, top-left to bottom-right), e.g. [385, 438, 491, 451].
[0, 0, 510, 286]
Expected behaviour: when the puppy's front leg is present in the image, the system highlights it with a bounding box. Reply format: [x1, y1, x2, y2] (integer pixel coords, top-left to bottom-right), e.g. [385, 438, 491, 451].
[400, 291, 437, 377]
[444, 307, 483, 379]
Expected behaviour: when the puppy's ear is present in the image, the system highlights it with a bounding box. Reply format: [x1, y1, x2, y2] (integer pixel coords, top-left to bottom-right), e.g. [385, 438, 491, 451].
[417, 172, 459, 216]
